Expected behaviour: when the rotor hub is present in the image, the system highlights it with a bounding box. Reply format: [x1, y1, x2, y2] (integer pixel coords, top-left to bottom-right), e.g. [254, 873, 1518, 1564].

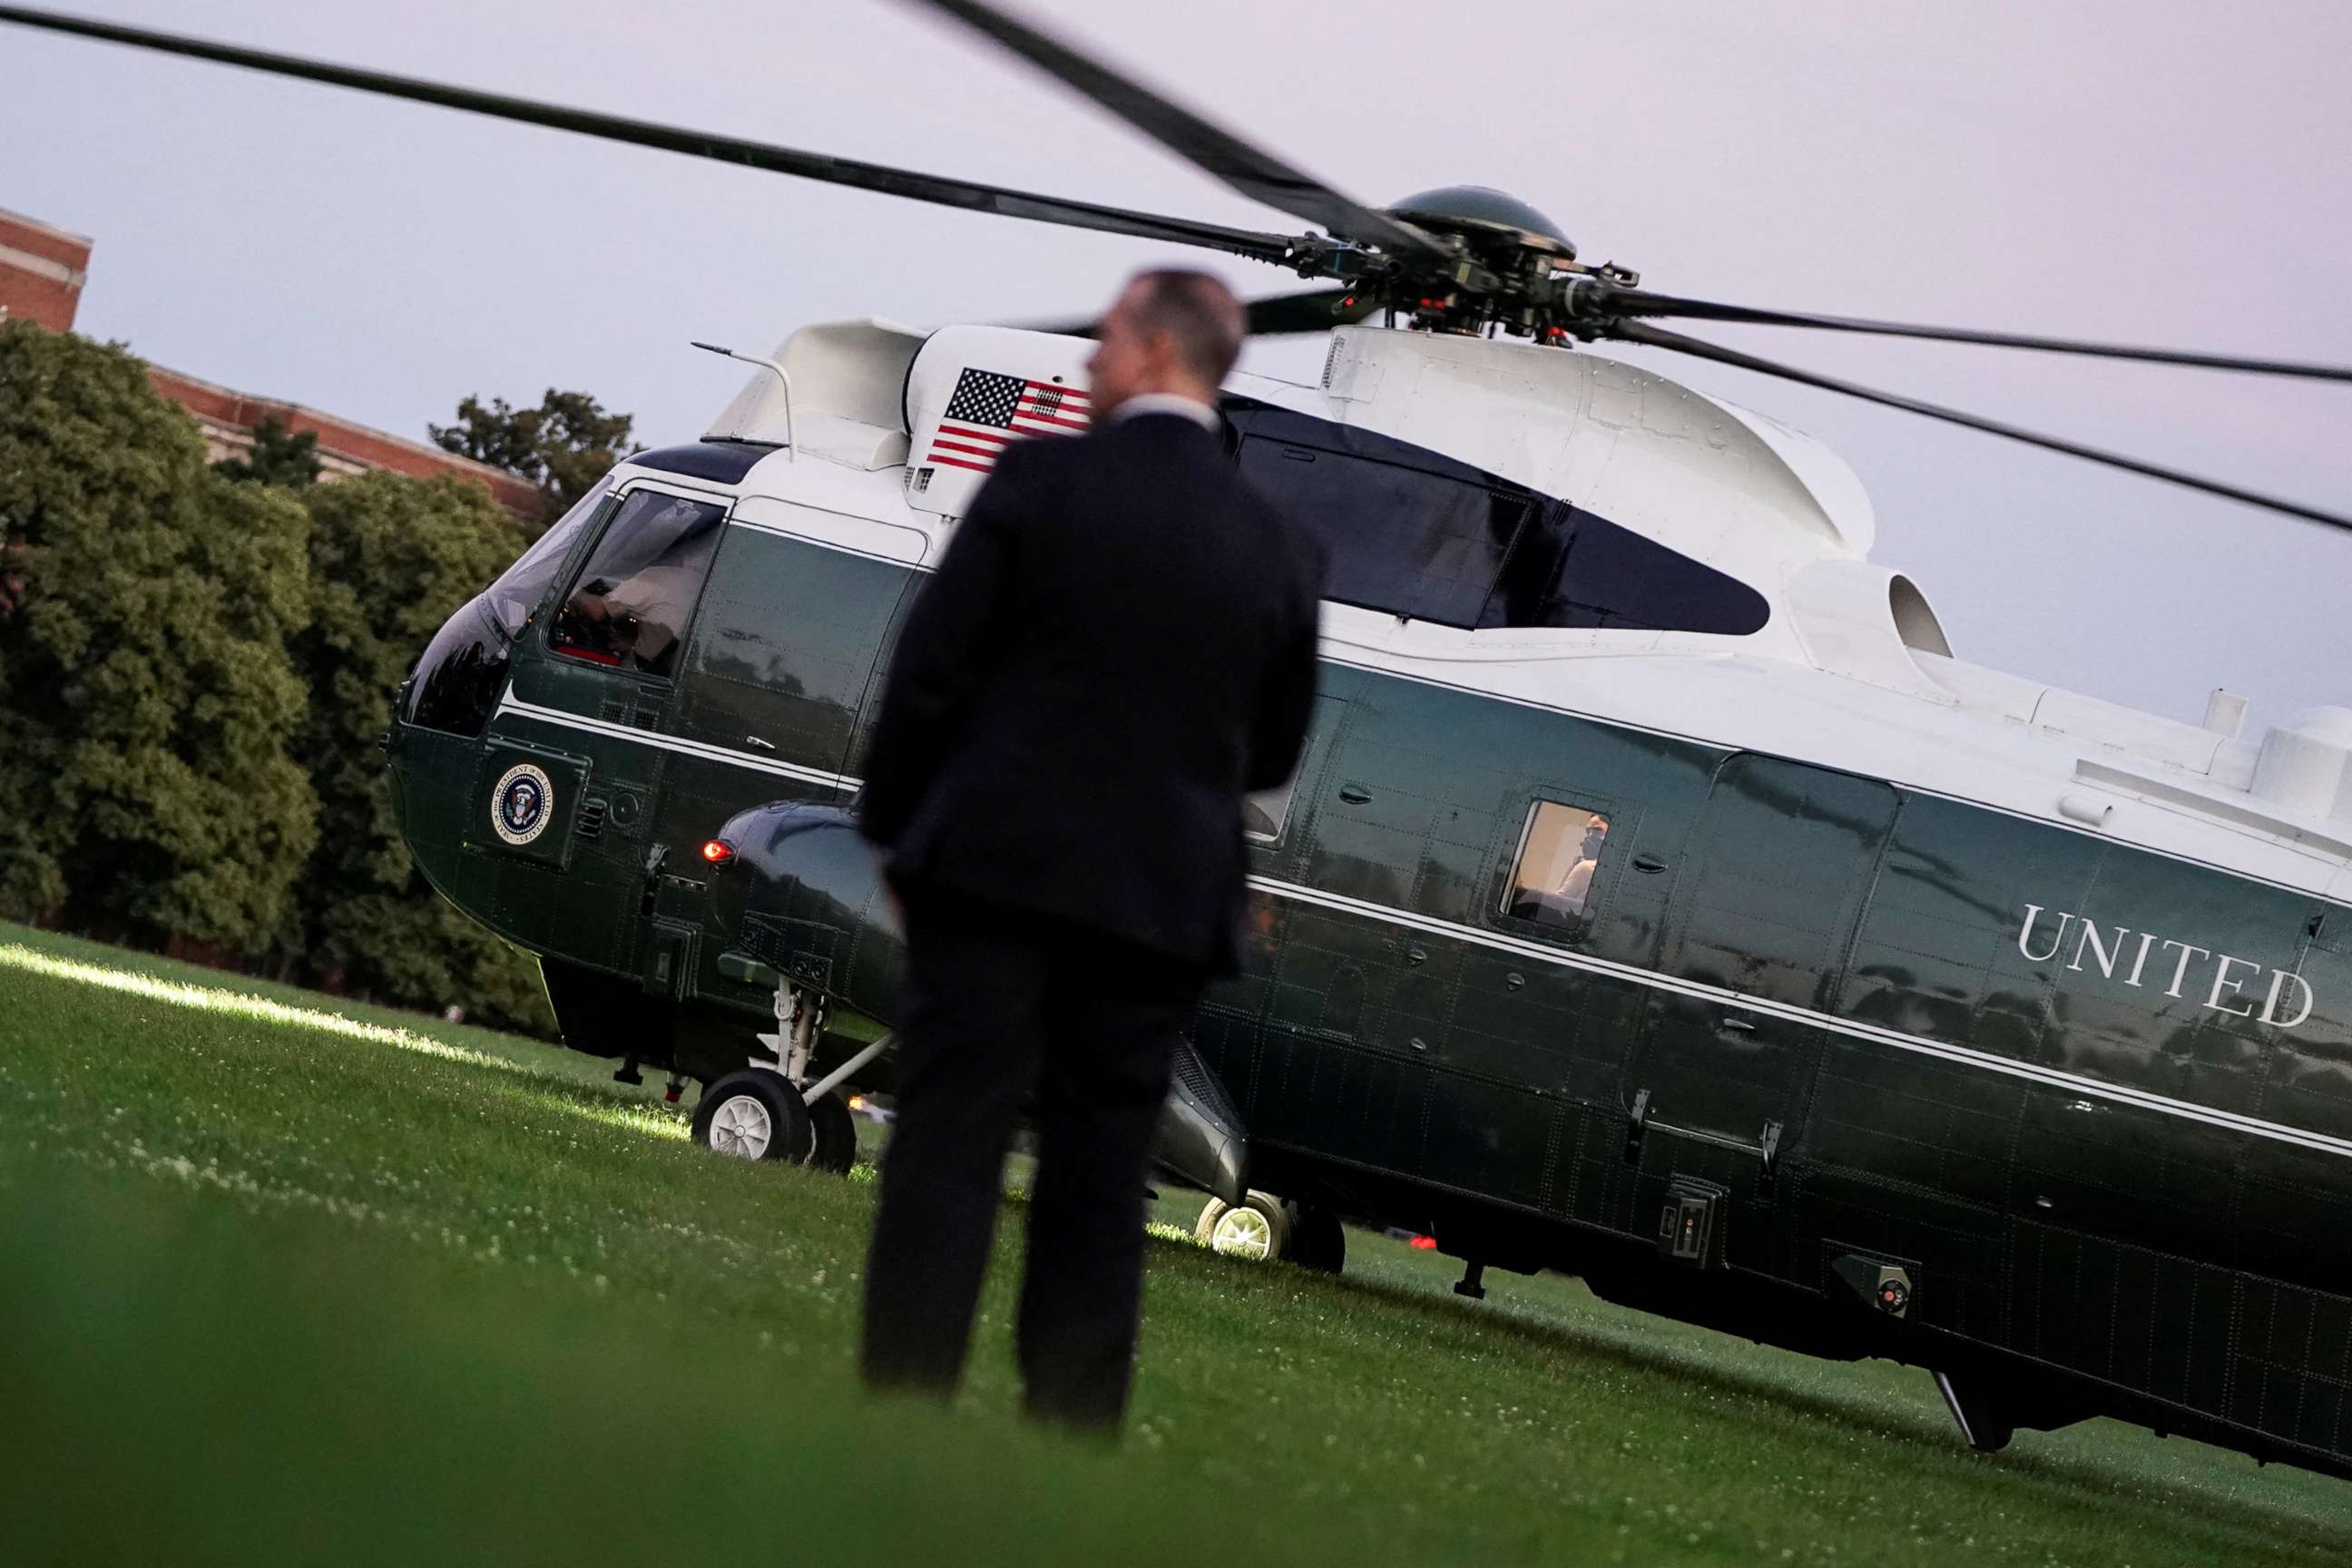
[1384, 185, 1576, 260]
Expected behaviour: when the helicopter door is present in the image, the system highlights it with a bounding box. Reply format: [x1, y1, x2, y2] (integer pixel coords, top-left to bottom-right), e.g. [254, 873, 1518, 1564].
[483, 485, 726, 972]
[671, 506, 924, 789]
[1628, 755, 1897, 1253]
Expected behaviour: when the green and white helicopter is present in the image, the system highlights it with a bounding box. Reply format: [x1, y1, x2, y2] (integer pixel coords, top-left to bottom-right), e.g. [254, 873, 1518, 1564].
[12, 0, 2352, 1481]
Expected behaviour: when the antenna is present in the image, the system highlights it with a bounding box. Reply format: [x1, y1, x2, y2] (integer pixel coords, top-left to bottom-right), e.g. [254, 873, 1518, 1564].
[691, 341, 797, 462]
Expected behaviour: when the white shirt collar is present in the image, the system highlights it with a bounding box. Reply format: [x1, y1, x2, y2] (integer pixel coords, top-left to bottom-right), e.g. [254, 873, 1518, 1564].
[1107, 392, 1220, 432]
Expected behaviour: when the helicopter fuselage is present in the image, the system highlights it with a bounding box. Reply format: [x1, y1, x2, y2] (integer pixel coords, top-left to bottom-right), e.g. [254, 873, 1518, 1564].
[387, 319, 2352, 1481]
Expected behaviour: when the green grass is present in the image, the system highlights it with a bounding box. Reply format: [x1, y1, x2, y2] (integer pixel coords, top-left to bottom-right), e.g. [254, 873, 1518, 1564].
[1, 924, 2347, 1565]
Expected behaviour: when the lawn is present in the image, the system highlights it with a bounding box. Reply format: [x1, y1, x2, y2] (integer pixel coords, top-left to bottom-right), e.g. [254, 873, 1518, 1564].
[1, 923, 2347, 1565]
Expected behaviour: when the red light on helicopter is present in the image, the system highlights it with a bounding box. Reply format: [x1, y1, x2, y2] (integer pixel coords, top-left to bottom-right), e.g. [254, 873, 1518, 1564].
[701, 839, 735, 866]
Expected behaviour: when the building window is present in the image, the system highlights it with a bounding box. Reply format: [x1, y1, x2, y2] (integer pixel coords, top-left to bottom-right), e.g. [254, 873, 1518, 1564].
[1503, 801, 1613, 929]
[549, 490, 725, 679]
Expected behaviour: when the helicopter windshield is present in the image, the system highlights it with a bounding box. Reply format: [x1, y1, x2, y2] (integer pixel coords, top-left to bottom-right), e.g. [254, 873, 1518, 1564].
[483, 475, 616, 639]
[402, 477, 618, 738]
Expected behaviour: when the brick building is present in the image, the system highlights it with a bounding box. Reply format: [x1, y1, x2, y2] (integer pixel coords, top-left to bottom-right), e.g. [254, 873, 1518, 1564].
[0, 207, 90, 333]
[2, 204, 541, 519]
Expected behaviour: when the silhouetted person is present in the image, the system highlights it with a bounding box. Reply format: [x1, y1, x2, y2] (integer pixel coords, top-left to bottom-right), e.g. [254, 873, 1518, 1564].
[856, 270, 1323, 1433]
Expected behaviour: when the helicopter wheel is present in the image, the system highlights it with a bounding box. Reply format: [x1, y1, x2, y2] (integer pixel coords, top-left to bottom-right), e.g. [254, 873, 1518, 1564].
[1286, 1201, 1347, 1275]
[691, 1071, 814, 1164]
[1194, 1191, 1289, 1262]
[806, 1092, 858, 1175]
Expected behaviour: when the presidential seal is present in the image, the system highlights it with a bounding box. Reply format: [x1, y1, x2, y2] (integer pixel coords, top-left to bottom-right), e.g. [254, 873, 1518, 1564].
[491, 762, 556, 847]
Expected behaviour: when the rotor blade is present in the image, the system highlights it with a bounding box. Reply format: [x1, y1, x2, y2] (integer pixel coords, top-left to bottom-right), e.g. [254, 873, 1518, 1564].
[1598, 288, 2352, 385]
[0, 5, 1299, 263]
[1610, 320, 2352, 534]
[1017, 287, 1380, 339]
[899, 0, 1448, 263]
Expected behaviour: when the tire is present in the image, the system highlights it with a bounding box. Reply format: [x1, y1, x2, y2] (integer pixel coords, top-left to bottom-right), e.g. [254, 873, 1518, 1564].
[1286, 1202, 1347, 1275]
[1194, 1190, 1289, 1261]
[807, 1092, 858, 1175]
[691, 1071, 812, 1163]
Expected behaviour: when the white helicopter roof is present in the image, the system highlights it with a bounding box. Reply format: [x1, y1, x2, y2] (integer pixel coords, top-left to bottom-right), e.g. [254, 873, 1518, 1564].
[685, 317, 2352, 903]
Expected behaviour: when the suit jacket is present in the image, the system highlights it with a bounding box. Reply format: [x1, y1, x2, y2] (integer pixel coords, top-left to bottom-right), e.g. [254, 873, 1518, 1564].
[857, 410, 1325, 973]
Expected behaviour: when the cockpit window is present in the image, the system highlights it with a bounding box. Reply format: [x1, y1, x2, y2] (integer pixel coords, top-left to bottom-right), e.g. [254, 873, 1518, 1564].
[482, 475, 615, 639]
[1503, 800, 1613, 929]
[549, 490, 725, 679]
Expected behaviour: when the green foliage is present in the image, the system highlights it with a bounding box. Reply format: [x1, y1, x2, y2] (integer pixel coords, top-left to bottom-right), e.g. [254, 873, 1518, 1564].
[214, 414, 323, 488]
[0, 321, 317, 949]
[286, 471, 554, 1034]
[430, 388, 634, 523]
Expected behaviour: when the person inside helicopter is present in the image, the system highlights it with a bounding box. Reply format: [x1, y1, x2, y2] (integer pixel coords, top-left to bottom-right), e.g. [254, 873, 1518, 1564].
[1504, 803, 1611, 928]
[547, 492, 722, 678]
[1556, 812, 1609, 909]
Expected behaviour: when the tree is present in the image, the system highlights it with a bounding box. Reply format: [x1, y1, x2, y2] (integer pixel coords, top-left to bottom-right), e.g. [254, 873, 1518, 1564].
[429, 388, 633, 524]
[215, 414, 323, 488]
[0, 321, 317, 950]
[283, 471, 555, 1034]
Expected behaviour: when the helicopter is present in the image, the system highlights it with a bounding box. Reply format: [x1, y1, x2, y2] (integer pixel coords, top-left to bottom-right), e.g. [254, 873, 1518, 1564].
[11, 0, 2352, 1483]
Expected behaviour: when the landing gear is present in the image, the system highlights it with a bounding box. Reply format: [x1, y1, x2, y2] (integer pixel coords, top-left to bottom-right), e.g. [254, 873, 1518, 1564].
[691, 981, 892, 1174]
[808, 1091, 857, 1175]
[1197, 1191, 1289, 1259]
[691, 1070, 813, 1162]
[1193, 1191, 1347, 1272]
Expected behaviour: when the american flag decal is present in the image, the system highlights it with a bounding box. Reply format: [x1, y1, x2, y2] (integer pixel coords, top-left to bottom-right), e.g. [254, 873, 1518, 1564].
[923, 368, 1091, 475]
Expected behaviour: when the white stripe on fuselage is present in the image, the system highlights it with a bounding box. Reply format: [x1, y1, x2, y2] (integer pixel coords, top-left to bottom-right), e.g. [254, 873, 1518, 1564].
[1244, 875, 2352, 1163]
[493, 691, 857, 793]
[490, 669, 2352, 1165]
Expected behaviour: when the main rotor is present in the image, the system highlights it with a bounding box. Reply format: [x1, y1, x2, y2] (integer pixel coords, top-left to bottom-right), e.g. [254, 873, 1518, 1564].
[1260, 184, 1642, 340]
[3, 0, 2348, 530]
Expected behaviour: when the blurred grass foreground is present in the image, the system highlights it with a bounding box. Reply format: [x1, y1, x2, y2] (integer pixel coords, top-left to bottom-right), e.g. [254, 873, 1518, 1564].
[3, 923, 2350, 1566]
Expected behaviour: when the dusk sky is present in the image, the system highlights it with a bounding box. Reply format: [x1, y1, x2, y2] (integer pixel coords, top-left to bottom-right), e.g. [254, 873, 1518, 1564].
[5, 1, 2347, 730]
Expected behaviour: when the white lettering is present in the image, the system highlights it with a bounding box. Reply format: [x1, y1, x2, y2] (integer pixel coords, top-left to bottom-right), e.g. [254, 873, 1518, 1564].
[2160, 939, 2210, 999]
[2018, 905, 2073, 963]
[2017, 902, 2324, 1023]
[2069, 922, 2129, 978]
[2204, 955, 2261, 1017]
[2261, 969, 2316, 1029]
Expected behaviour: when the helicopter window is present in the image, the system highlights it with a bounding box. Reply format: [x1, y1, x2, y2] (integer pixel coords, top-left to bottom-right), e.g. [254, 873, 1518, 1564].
[1225, 400, 1767, 637]
[1236, 439, 1533, 629]
[1243, 778, 1297, 842]
[1502, 801, 1613, 930]
[482, 475, 616, 638]
[1483, 504, 1769, 635]
[549, 490, 726, 679]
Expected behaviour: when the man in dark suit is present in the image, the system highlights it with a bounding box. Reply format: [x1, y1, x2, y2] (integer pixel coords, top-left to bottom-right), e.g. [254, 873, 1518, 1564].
[855, 269, 1323, 1433]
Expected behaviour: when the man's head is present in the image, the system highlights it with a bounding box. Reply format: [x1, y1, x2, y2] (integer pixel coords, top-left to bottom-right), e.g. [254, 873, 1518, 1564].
[1085, 270, 1245, 417]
